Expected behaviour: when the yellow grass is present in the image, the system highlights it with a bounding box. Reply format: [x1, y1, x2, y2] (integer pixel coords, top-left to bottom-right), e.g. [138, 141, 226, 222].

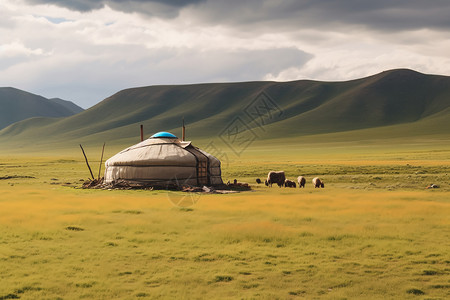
[0, 148, 449, 299]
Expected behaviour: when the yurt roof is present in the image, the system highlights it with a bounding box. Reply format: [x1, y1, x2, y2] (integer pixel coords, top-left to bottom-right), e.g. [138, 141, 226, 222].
[105, 131, 221, 168]
[151, 131, 178, 138]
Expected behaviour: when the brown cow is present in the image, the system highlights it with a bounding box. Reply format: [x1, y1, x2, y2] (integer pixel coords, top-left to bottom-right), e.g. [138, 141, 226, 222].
[284, 179, 296, 188]
[265, 171, 286, 187]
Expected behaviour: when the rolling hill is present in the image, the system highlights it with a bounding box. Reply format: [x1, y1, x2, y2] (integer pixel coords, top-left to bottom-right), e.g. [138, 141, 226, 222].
[48, 98, 85, 115]
[0, 69, 449, 152]
[0, 87, 84, 129]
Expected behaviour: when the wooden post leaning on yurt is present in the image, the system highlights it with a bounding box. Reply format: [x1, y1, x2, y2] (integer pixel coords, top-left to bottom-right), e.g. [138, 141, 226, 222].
[140, 124, 144, 142]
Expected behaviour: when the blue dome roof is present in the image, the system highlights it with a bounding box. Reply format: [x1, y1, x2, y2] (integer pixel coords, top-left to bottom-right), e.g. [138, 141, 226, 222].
[150, 131, 178, 138]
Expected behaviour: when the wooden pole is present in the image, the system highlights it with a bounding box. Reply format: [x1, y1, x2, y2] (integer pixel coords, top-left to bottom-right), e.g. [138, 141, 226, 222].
[140, 124, 144, 142]
[182, 118, 185, 141]
[98, 142, 105, 180]
[80, 144, 95, 180]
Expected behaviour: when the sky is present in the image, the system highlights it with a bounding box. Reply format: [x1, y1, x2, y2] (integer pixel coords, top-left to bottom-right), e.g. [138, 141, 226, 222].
[1, 0, 450, 108]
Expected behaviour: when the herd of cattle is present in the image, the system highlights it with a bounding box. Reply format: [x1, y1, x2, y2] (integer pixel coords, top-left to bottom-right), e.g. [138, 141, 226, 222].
[258, 171, 324, 188]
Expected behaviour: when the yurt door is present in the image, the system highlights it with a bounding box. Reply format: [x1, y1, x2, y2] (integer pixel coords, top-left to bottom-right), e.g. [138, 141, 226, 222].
[187, 147, 209, 186]
[197, 160, 208, 185]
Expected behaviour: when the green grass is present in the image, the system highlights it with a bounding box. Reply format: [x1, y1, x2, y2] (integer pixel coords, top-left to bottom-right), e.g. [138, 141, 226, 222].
[0, 140, 449, 299]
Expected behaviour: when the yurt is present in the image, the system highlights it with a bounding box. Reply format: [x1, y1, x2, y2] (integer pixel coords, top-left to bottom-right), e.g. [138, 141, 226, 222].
[104, 132, 223, 187]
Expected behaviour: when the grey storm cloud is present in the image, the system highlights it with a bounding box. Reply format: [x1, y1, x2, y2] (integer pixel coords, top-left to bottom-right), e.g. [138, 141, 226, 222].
[194, 0, 450, 32]
[24, 0, 204, 17]
[23, 0, 450, 31]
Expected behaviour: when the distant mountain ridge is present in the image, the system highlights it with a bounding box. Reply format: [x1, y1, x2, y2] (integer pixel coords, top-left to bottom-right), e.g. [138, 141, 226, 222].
[0, 69, 449, 150]
[0, 87, 84, 129]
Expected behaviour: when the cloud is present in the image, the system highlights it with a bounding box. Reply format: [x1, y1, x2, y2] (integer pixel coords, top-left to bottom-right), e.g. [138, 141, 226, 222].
[24, 0, 204, 17]
[17, 0, 450, 37]
[0, 41, 48, 71]
[0, 41, 45, 58]
[0, 3, 311, 107]
[22, 0, 450, 31]
[187, 0, 450, 32]
[146, 47, 312, 83]
[25, 0, 103, 12]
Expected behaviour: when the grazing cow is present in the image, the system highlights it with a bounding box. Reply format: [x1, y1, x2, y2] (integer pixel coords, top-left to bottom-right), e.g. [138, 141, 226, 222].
[312, 177, 324, 188]
[297, 176, 306, 188]
[284, 179, 296, 188]
[265, 171, 286, 187]
[256, 178, 262, 184]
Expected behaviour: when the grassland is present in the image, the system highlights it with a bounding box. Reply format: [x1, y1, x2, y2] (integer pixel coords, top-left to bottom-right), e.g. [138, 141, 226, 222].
[0, 140, 449, 299]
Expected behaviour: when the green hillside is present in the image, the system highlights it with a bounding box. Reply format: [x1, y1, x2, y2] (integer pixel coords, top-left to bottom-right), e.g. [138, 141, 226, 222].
[0, 69, 449, 152]
[49, 98, 84, 114]
[0, 87, 84, 129]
